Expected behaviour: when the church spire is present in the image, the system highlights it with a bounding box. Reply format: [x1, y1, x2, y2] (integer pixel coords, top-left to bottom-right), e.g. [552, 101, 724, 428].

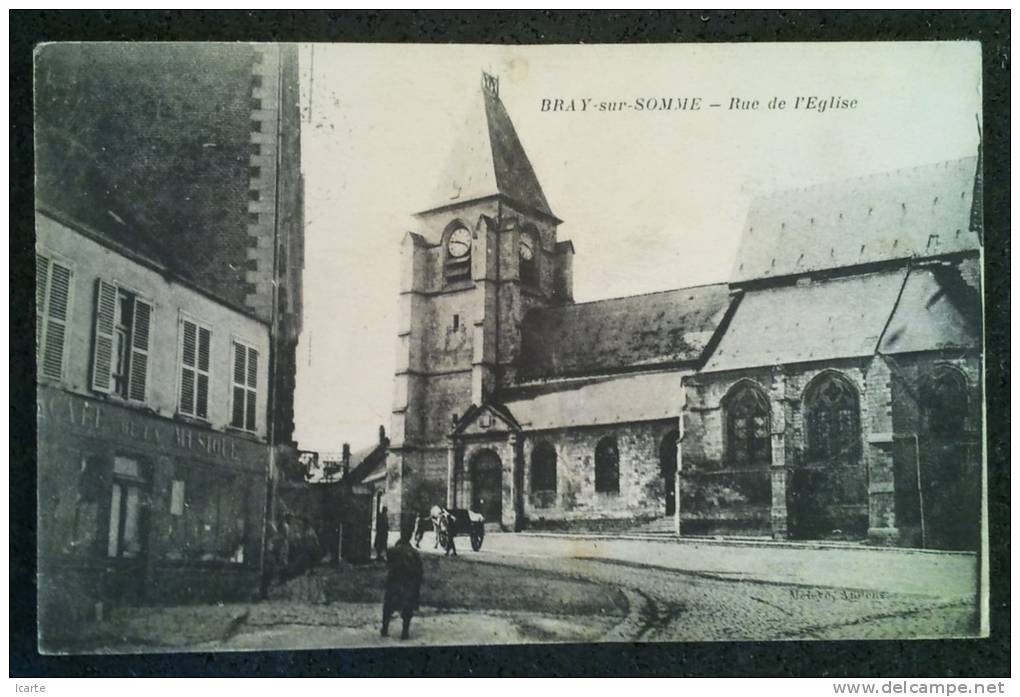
[421, 71, 559, 222]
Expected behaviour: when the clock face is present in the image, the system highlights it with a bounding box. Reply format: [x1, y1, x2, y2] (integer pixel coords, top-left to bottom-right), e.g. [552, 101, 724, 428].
[447, 227, 472, 258]
[519, 233, 535, 261]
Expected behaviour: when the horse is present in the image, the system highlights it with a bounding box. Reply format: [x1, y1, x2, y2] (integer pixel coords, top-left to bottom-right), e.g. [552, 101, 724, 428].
[412, 505, 445, 550]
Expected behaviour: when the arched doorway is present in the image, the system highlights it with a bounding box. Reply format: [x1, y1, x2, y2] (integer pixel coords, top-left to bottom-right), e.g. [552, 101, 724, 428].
[659, 431, 679, 516]
[470, 450, 503, 523]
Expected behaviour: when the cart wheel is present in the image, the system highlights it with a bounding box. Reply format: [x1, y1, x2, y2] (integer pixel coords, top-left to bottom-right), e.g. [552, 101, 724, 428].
[470, 529, 484, 552]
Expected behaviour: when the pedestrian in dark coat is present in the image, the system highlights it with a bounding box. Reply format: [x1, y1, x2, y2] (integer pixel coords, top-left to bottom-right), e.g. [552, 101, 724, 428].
[381, 515, 424, 640]
[374, 506, 390, 561]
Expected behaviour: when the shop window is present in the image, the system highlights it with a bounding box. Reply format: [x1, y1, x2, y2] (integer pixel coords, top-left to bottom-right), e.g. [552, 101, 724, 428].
[167, 471, 248, 564]
[444, 223, 472, 285]
[178, 316, 212, 420]
[531, 441, 557, 505]
[723, 382, 772, 467]
[36, 253, 73, 381]
[804, 372, 861, 463]
[920, 368, 969, 436]
[106, 456, 148, 559]
[68, 456, 104, 556]
[91, 280, 151, 402]
[594, 436, 620, 494]
[230, 340, 259, 432]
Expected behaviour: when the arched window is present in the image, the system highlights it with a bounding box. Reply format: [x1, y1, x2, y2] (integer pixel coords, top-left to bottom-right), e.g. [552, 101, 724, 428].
[531, 441, 557, 508]
[594, 436, 619, 494]
[804, 372, 861, 463]
[920, 368, 969, 436]
[531, 441, 557, 493]
[519, 227, 539, 287]
[724, 382, 772, 467]
[444, 222, 472, 284]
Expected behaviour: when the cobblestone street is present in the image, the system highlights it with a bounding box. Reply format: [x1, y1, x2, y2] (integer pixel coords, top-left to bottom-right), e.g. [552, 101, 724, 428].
[50, 533, 980, 652]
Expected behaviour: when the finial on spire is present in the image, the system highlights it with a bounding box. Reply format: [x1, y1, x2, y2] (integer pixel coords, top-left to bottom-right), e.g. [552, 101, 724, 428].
[482, 71, 499, 98]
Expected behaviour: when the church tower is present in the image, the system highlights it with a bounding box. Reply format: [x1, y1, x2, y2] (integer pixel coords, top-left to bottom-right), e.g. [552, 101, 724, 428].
[387, 73, 573, 521]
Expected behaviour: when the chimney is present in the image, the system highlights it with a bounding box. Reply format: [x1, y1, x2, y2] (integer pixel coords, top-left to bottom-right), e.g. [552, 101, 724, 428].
[342, 442, 351, 476]
[378, 425, 387, 445]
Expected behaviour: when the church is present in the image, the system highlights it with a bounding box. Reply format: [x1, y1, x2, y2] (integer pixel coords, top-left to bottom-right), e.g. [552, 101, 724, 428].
[383, 73, 983, 550]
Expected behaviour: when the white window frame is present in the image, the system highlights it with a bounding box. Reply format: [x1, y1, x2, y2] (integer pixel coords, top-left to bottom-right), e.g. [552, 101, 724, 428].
[35, 250, 76, 383]
[229, 337, 260, 434]
[90, 278, 153, 404]
[176, 311, 214, 421]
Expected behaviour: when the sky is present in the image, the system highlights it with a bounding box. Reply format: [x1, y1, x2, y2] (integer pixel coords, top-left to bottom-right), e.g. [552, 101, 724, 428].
[291, 42, 982, 454]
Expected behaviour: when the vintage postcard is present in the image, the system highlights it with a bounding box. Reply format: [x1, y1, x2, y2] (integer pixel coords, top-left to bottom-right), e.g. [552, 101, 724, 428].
[34, 40, 986, 653]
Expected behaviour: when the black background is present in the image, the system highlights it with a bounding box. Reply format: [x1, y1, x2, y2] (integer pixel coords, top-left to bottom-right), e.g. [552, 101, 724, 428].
[10, 10, 1010, 678]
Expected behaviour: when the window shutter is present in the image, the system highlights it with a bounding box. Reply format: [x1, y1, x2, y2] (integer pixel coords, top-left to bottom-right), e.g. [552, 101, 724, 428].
[196, 327, 210, 418]
[91, 279, 118, 393]
[36, 254, 49, 359]
[246, 346, 259, 431]
[246, 347, 258, 389]
[128, 299, 151, 402]
[41, 262, 72, 380]
[179, 319, 197, 414]
[231, 342, 246, 428]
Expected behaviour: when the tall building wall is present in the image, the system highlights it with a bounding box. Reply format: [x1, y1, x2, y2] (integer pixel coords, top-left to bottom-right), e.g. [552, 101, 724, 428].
[35, 42, 304, 445]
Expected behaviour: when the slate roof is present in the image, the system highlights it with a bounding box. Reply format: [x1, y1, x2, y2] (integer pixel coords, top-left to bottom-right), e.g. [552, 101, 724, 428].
[518, 283, 733, 380]
[732, 157, 981, 284]
[704, 270, 909, 373]
[422, 78, 556, 220]
[504, 371, 687, 431]
[344, 440, 390, 486]
[879, 263, 980, 355]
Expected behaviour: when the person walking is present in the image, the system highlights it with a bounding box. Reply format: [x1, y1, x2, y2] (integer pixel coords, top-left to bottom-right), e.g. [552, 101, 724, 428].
[381, 514, 423, 640]
[373, 506, 390, 561]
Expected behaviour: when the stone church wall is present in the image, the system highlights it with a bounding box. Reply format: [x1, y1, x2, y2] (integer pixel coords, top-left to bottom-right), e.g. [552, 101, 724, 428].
[521, 419, 677, 526]
[683, 360, 876, 539]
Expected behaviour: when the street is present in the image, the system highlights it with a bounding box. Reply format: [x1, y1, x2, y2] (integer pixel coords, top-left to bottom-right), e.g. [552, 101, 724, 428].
[50, 533, 980, 653]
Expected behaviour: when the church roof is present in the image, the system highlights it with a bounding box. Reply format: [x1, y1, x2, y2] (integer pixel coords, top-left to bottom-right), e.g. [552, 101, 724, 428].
[518, 283, 733, 380]
[421, 75, 556, 221]
[732, 156, 981, 284]
[705, 269, 908, 373]
[504, 371, 686, 431]
[878, 259, 981, 355]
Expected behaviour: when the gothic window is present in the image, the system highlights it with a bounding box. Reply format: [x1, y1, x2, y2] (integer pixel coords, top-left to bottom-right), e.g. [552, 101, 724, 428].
[594, 436, 620, 494]
[444, 223, 472, 284]
[724, 383, 772, 467]
[804, 372, 861, 463]
[531, 441, 557, 501]
[920, 368, 969, 436]
[519, 228, 538, 287]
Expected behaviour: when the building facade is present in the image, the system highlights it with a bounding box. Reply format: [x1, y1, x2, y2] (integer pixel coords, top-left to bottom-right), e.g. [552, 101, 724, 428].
[36, 210, 272, 644]
[386, 73, 983, 550]
[35, 42, 304, 446]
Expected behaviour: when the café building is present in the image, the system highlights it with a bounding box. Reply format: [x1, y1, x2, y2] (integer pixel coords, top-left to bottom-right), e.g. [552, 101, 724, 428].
[36, 206, 272, 630]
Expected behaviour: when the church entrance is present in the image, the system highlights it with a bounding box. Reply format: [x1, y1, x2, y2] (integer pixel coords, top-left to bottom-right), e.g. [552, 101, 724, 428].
[470, 450, 503, 523]
[659, 431, 679, 516]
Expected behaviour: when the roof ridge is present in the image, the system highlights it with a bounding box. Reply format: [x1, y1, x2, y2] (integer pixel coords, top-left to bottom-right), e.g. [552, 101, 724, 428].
[537, 280, 729, 311]
[757, 155, 978, 200]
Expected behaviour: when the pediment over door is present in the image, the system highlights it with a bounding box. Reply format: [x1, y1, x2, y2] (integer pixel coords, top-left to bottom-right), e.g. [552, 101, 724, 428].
[451, 403, 521, 438]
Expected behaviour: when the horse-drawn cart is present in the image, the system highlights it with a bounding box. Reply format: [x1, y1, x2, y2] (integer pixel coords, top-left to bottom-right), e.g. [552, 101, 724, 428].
[414, 506, 486, 552]
[443, 507, 486, 552]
